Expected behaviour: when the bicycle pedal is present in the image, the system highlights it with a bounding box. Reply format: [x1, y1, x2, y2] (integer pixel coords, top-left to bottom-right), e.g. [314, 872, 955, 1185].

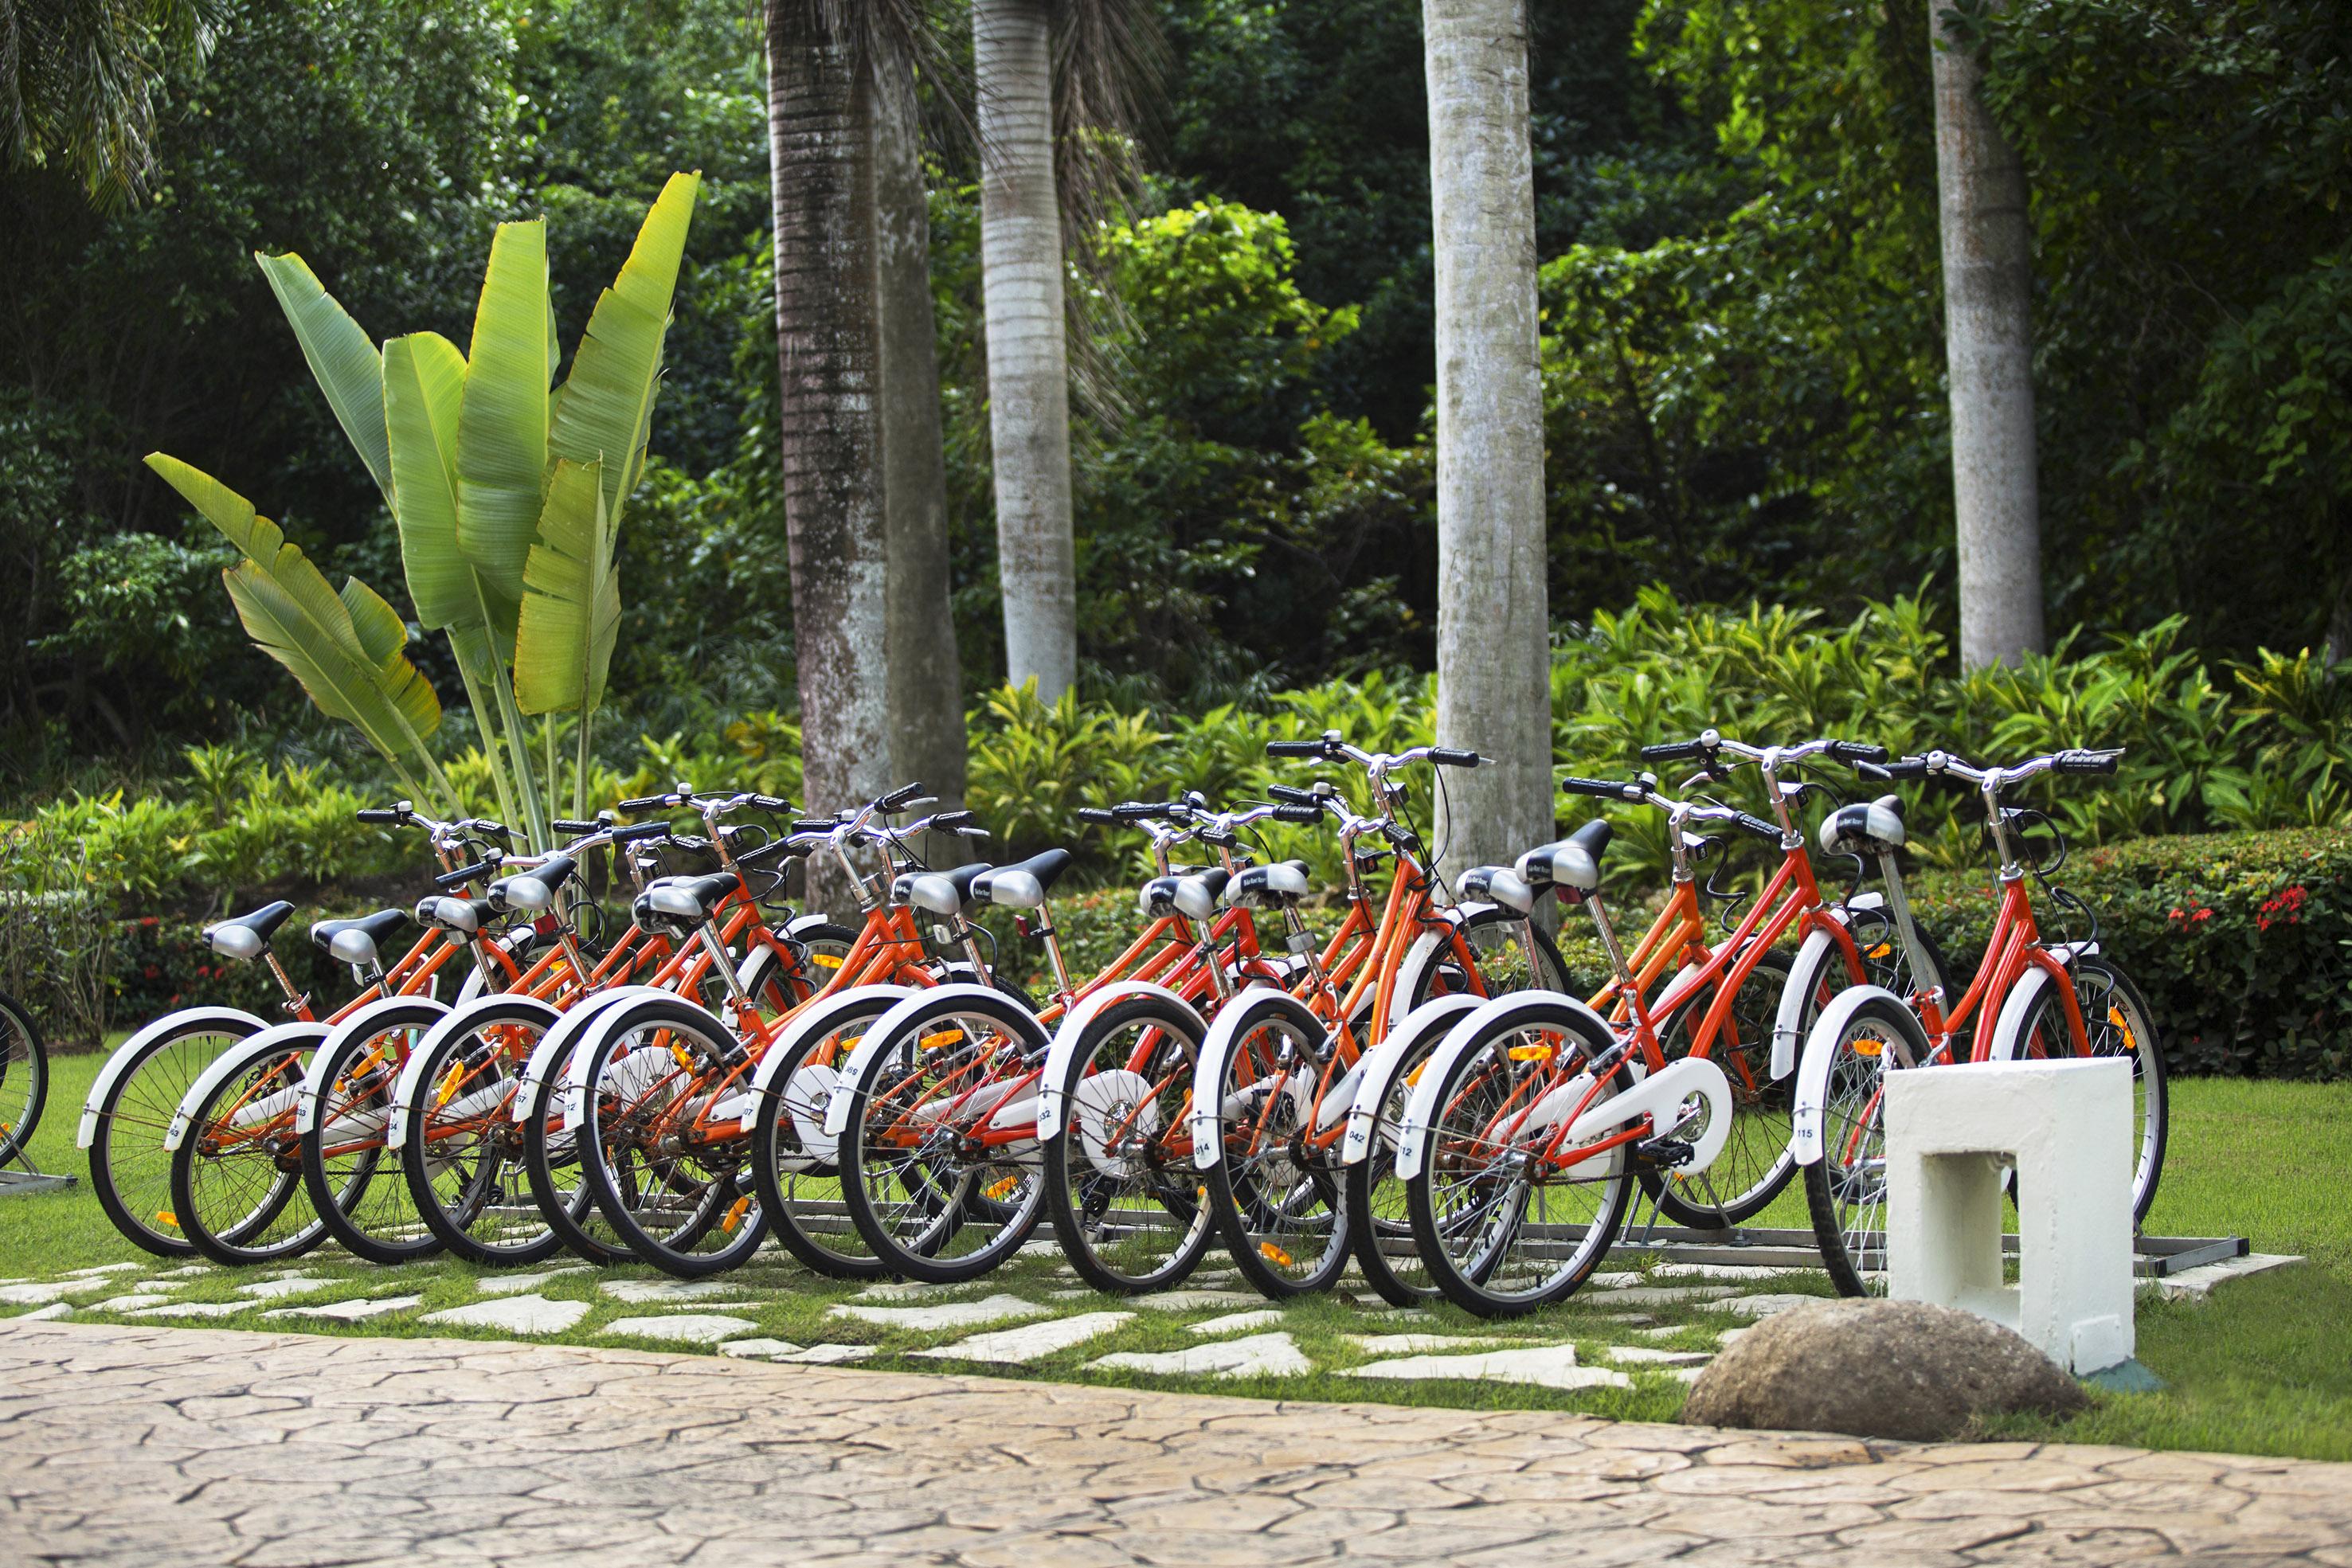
[1633, 1136, 1695, 1169]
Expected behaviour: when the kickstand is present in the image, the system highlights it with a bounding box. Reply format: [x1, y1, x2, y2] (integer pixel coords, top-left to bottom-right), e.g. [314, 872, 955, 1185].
[0, 1136, 76, 1198]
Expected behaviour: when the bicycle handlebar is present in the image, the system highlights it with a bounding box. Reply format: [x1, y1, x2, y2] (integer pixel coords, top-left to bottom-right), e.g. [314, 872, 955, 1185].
[1560, 775, 1651, 802]
[436, 858, 497, 889]
[356, 807, 401, 824]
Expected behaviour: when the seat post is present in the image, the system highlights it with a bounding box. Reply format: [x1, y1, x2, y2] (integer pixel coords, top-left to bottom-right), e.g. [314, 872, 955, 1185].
[1031, 903, 1074, 999]
[263, 949, 307, 1015]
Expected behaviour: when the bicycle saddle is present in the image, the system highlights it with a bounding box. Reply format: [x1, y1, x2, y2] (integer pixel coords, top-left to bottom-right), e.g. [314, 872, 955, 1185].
[491, 854, 577, 915]
[412, 897, 494, 936]
[1223, 859, 1311, 911]
[1515, 819, 1611, 895]
[1459, 864, 1536, 915]
[1818, 796, 1906, 858]
[205, 900, 296, 961]
[971, 849, 1074, 911]
[891, 862, 992, 917]
[311, 907, 409, 966]
[1140, 866, 1232, 921]
[640, 872, 742, 926]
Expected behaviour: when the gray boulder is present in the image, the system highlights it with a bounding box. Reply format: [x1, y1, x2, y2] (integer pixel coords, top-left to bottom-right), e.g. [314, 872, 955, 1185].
[1680, 1297, 2088, 1442]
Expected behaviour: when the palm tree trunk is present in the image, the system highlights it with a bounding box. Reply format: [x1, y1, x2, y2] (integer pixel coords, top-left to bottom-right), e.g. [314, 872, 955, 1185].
[768, 2, 896, 913]
[1931, 0, 2045, 669]
[974, 0, 1078, 702]
[873, 53, 969, 836]
[1423, 0, 1553, 888]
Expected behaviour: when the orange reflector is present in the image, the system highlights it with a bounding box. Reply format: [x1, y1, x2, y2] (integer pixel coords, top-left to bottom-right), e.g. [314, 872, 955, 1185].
[155, 1210, 179, 1227]
[2109, 1006, 2135, 1050]
[1850, 1035, 1884, 1058]
[919, 1029, 965, 1052]
[1508, 1042, 1555, 1063]
[1866, 943, 1892, 960]
[1403, 1062, 1429, 1088]
[720, 1196, 753, 1232]
[812, 954, 844, 969]
[985, 1175, 1019, 1199]
[1258, 1241, 1294, 1267]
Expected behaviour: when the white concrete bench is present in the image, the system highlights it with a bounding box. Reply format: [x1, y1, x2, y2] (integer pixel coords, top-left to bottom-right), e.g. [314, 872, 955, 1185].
[1884, 1057, 2135, 1374]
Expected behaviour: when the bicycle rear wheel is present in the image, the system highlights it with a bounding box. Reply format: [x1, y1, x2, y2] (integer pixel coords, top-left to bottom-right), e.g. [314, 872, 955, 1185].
[1800, 992, 1927, 1296]
[1199, 994, 1352, 1299]
[1643, 950, 1795, 1229]
[0, 990, 47, 1169]
[301, 999, 447, 1265]
[401, 998, 569, 1266]
[2003, 955, 2168, 1223]
[170, 1041, 332, 1265]
[1041, 995, 1211, 1295]
[87, 1011, 262, 1256]
[748, 994, 896, 1280]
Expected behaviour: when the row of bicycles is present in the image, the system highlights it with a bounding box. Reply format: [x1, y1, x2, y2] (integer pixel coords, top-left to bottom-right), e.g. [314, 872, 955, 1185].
[75, 728, 2167, 1318]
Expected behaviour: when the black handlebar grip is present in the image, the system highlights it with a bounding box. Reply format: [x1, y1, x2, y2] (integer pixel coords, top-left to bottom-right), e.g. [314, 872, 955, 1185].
[619, 795, 671, 812]
[877, 780, 924, 812]
[1110, 802, 1161, 822]
[436, 859, 495, 889]
[1733, 811, 1783, 842]
[1639, 739, 1707, 762]
[1429, 745, 1480, 767]
[470, 819, 513, 843]
[749, 794, 793, 811]
[1075, 807, 1119, 826]
[1266, 783, 1318, 806]
[1560, 775, 1642, 800]
[1830, 740, 1889, 764]
[1875, 757, 1932, 781]
[792, 819, 837, 835]
[2056, 749, 2120, 776]
[1264, 740, 1324, 759]
[930, 810, 978, 830]
[355, 807, 401, 823]
[610, 820, 671, 844]
[1853, 761, 1892, 782]
[551, 818, 599, 835]
[1270, 804, 1324, 823]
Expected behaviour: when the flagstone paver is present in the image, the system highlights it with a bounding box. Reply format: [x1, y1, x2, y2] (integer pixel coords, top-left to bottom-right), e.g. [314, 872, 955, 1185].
[829, 1293, 1052, 1331]
[913, 1311, 1137, 1367]
[475, 1265, 593, 1297]
[1344, 1342, 1634, 1392]
[417, 1292, 590, 1335]
[602, 1312, 759, 1345]
[1185, 1309, 1285, 1337]
[1090, 1330, 1312, 1378]
[261, 1293, 425, 1324]
[9, 1318, 2338, 1566]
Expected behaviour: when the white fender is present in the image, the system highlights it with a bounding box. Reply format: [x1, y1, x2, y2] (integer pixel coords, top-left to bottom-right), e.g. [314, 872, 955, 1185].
[822, 983, 1031, 1139]
[1393, 991, 1619, 1180]
[294, 995, 448, 1135]
[385, 994, 562, 1149]
[1382, 916, 1466, 1019]
[562, 991, 734, 1129]
[1984, 942, 2096, 1065]
[1789, 983, 1927, 1165]
[1336, 992, 1484, 1167]
[1188, 990, 1329, 1171]
[160, 1020, 330, 1152]
[1034, 982, 1204, 1141]
[78, 1006, 266, 1148]
[1772, 894, 1912, 1081]
[510, 985, 678, 1124]
[748, 985, 918, 1098]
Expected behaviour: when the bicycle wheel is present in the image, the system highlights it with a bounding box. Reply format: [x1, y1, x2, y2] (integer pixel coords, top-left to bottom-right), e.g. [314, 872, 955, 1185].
[400, 998, 569, 1266]
[2004, 955, 2169, 1223]
[520, 1025, 633, 1267]
[1404, 1001, 1635, 1318]
[0, 990, 48, 1169]
[301, 999, 448, 1265]
[1199, 993, 1352, 1299]
[1041, 995, 1212, 1295]
[170, 1035, 333, 1265]
[1341, 995, 1482, 1307]
[836, 991, 1050, 1284]
[748, 992, 897, 1280]
[1800, 991, 1927, 1296]
[86, 1010, 264, 1256]
[1644, 950, 1796, 1229]
[575, 997, 768, 1276]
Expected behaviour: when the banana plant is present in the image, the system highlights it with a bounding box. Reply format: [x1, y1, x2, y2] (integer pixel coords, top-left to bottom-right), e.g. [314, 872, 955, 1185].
[147, 171, 702, 847]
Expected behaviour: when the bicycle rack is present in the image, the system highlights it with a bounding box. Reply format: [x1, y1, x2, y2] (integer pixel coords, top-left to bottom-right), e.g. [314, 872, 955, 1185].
[0, 1115, 72, 1198]
[1605, 1224, 2246, 1280]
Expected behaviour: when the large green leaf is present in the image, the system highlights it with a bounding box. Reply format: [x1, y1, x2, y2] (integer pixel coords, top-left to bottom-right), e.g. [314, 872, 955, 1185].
[455, 219, 553, 613]
[514, 458, 620, 716]
[382, 331, 478, 633]
[549, 170, 702, 525]
[255, 252, 393, 506]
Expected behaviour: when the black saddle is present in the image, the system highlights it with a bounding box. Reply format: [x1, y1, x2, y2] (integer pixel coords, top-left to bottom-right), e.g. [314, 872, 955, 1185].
[1223, 858, 1312, 911]
[971, 849, 1073, 910]
[219, 900, 297, 944]
[311, 906, 409, 955]
[640, 871, 742, 926]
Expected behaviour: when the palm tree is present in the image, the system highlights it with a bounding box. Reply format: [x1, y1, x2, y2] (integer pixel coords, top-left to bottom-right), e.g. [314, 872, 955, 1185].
[970, 0, 1157, 703]
[1, 0, 219, 208]
[1423, 0, 1553, 887]
[1931, 0, 2045, 669]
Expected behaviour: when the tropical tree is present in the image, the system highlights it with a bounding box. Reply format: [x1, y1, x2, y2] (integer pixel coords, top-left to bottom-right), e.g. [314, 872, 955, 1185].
[1422, 0, 1553, 883]
[972, 0, 1159, 702]
[144, 174, 702, 845]
[0, 0, 219, 207]
[1931, 0, 2044, 668]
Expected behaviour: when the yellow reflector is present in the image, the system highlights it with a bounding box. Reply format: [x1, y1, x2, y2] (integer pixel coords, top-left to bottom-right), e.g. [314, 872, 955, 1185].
[1850, 1035, 1884, 1058]
[2108, 1006, 2135, 1050]
[812, 954, 844, 969]
[155, 1210, 179, 1227]
[1866, 943, 1892, 960]
[720, 1195, 753, 1232]
[1508, 1042, 1555, 1063]
[1258, 1241, 1294, 1267]
[919, 1029, 965, 1052]
[985, 1175, 1019, 1199]
[431, 1062, 467, 1110]
[1403, 1061, 1429, 1088]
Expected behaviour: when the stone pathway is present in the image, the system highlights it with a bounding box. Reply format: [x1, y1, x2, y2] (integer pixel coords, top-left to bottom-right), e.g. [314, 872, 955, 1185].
[5, 1319, 2350, 1566]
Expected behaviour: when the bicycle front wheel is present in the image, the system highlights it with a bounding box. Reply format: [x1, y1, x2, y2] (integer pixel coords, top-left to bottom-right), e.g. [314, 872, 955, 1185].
[401, 997, 568, 1266]
[301, 999, 448, 1265]
[1644, 949, 1796, 1229]
[170, 1042, 331, 1265]
[88, 1011, 262, 1256]
[1800, 991, 1927, 1296]
[0, 990, 48, 1169]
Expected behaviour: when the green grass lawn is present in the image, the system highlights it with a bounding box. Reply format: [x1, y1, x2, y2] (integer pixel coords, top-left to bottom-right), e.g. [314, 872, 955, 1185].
[6, 1047, 2348, 1459]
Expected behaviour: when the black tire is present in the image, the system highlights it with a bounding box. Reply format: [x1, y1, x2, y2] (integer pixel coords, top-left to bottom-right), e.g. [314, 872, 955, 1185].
[1199, 993, 1352, 1300]
[401, 997, 569, 1266]
[170, 1042, 331, 1265]
[1041, 995, 1213, 1295]
[300, 1000, 448, 1265]
[88, 1013, 260, 1257]
[747, 992, 897, 1280]
[2003, 955, 2169, 1224]
[0, 990, 49, 1170]
[1642, 949, 1798, 1230]
[1404, 999, 1635, 1318]
[520, 1033, 633, 1267]
[1800, 991, 1928, 1296]
[835, 991, 1050, 1284]
[575, 996, 768, 1277]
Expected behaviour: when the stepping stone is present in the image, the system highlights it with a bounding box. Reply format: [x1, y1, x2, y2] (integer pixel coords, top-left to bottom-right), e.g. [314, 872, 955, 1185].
[720, 1338, 807, 1361]
[1716, 1292, 1824, 1320]
[1668, 1366, 1708, 1384]
[1591, 1285, 1740, 1307]
[89, 1295, 173, 1313]
[1716, 1326, 1750, 1349]
[14, 1304, 73, 1321]
[828, 1293, 1049, 1331]
[62, 1263, 145, 1279]
[1091, 1331, 1310, 1379]
[1603, 1344, 1712, 1367]
[155, 1264, 216, 1279]
[0, 1281, 104, 1306]
[762, 1342, 873, 1364]
[1592, 1312, 1657, 1326]
[597, 1278, 742, 1305]
[476, 1266, 592, 1297]
[1635, 1324, 1703, 1341]
[124, 1302, 247, 1320]
[1187, 1309, 1285, 1337]
[264, 1294, 425, 1323]
[420, 1294, 590, 1335]
[1584, 1271, 1643, 1288]
[853, 1280, 975, 1301]
[1347, 1332, 1512, 1355]
[603, 1314, 758, 1345]
[1344, 1344, 1633, 1392]
[1125, 1288, 1260, 1312]
[234, 1275, 334, 1301]
[1649, 1261, 1800, 1281]
[914, 1312, 1135, 1366]
[2150, 1252, 2303, 1300]
[1047, 1288, 1094, 1300]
